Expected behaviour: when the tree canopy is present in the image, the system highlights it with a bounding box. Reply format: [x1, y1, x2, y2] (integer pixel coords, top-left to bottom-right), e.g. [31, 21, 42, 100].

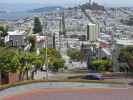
[90, 59, 112, 72]
[0, 25, 8, 37]
[119, 46, 133, 70]
[33, 17, 42, 34]
[67, 48, 84, 62]
[27, 35, 36, 52]
[40, 48, 65, 71]
[0, 25, 8, 46]
[0, 47, 44, 80]
[0, 47, 19, 73]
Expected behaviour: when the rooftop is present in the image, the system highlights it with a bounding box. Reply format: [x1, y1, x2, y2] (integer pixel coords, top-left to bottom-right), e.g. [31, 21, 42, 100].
[116, 39, 133, 46]
[8, 30, 25, 35]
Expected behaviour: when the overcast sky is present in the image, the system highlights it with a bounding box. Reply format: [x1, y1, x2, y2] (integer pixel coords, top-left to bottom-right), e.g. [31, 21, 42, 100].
[0, 0, 133, 7]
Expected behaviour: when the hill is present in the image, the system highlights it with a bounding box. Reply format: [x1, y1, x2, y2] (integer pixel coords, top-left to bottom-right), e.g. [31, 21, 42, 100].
[80, 2, 105, 11]
[0, 10, 6, 13]
[29, 6, 64, 13]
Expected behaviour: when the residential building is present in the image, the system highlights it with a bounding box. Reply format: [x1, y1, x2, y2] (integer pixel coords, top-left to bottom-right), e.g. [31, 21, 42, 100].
[5, 30, 26, 48]
[87, 23, 99, 42]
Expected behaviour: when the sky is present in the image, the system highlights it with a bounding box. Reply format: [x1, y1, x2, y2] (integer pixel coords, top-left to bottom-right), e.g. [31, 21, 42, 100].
[0, 0, 133, 7]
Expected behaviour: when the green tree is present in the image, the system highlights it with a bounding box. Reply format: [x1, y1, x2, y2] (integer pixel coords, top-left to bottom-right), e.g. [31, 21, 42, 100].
[31, 52, 44, 79]
[0, 47, 44, 81]
[119, 46, 133, 71]
[67, 49, 84, 62]
[0, 26, 8, 36]
[0, 47, 20, 73]
[52, 58, 65, 71]
[18, 51, 32, 80]
[33, 17, 42, 34]
[0, 25, 8, 46]
[40, 48, 65, 72]
[18, 50, 44, 80]
[90, 59, 112, 72]
[27, 35, 36, 52]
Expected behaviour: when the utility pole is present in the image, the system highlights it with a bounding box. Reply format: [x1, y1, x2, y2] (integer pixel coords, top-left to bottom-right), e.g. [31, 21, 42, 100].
[45, 34, 48, 80]
[42, 16, 48, 80]
[112, 31, 119, 72]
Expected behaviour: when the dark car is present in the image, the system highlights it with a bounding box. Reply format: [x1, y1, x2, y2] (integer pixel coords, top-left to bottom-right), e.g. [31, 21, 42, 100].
[82, 73, 104, 80]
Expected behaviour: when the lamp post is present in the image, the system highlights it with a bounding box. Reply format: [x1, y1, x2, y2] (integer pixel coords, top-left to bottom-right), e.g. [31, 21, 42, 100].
[45, 35, 48, 80]
[42, 16, 48, 80]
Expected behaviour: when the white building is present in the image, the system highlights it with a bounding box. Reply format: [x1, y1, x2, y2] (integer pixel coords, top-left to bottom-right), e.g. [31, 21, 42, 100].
[116, 39, 133, 46]
[36, 35, 46, 54]
[67, 38, 81, 49]
[5, 30, 26, 47]
[53, 32, 60, 50]
[87, 23, 99, 42]
[36, 36, 46, 49]
[98, 33, 112, 44]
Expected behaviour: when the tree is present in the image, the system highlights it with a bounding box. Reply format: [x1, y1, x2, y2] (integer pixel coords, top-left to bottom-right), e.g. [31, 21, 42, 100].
[33, 17, 42, 34]
[52, 58, 65, 72]
[0, 46, 45, 81]
[0, 26, 8, 37]
[0, 47, 20, 73]
[40, 48, 65, 72]
[31, 52, 44, 79]
[0, 25, 8, 46]
[27, 35, 36, 52]
[18, 51, 32, 80]
[19, 51, 44, 80]
[90, 59, 112, 72]
[67, 49, 84, 62]
[119, 46, 133, 71]
[0, 47, 20, 84]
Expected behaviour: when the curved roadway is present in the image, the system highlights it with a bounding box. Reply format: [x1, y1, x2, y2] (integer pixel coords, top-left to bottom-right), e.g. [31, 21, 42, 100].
[0, 82, 133, 100]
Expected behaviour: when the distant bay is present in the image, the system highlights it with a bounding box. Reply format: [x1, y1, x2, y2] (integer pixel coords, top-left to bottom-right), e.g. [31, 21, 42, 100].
[0, 12, 41, 21]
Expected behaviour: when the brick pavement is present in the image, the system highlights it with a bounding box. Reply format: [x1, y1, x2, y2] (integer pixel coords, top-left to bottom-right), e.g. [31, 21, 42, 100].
[2, 88, 133, 100]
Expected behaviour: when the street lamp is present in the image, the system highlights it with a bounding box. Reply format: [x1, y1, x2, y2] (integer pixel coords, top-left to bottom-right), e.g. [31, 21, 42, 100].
[43, 16, 49, 80]
[45, 36, 48, 80]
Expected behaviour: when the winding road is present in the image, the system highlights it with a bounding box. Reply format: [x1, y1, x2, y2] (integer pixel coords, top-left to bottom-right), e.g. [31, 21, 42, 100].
[0, 82, 133, 100]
